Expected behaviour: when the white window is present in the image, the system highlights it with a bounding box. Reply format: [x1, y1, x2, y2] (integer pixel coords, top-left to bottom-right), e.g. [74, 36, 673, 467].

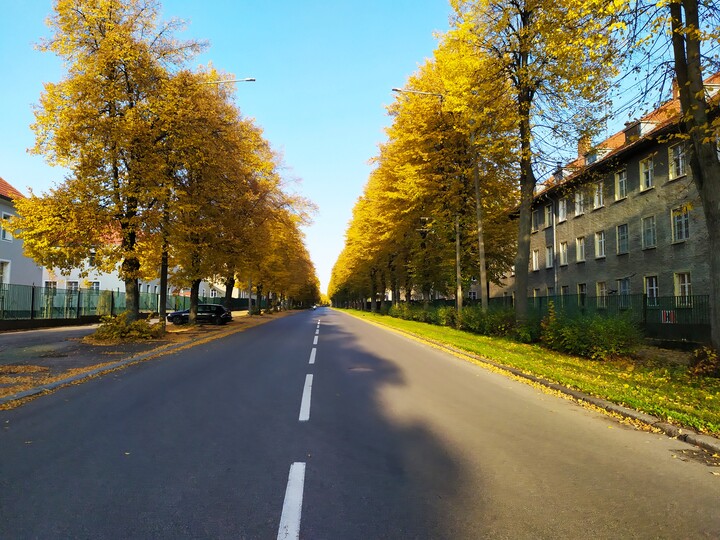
[531, 209, 541, 232]
[545, 245, 554, 268]
[615, 169, 627, 200]
[0, 212, 12, 242]
[671, 205, 690, 242]
[90, 281, 100, 292]
[468, 290, 477, 300]
[67, 281, 79, 294]
[44, 281, 57, 295]
[645, 275, 659, 306]
[578, 283, 587, 306]
[593, 182, 604, 209]
[575, 191, 586, 215]
[558, 198, 567, 222]
[595, 231, 606, 258]
[642, 216, 657, 249]
[576, 237, 586, 262]
[669, 143, 687, 180]
[0, 261, 9, 285]
[532, 249, 539, 271]
[559, 241, 568, 265]
[675, 272, 692, 305]
[640, 157, 654, 190]
[618, 277, 631, 308]
[616, 224, 629, 254]
[544, 204, 553, 227]
[596, 281, 608, 308]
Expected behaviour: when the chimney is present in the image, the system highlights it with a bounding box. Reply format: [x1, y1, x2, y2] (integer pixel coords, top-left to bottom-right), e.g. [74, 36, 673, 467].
[577, 135, 591, 158]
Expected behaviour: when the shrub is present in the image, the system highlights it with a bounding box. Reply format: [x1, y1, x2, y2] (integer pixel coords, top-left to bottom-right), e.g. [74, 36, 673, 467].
[540, 309, 641, 360]
[92, 312, 164, 342]
[436, 306, 458, 328]
[458, 306, 516, 336]
[689, 346, 720, 378]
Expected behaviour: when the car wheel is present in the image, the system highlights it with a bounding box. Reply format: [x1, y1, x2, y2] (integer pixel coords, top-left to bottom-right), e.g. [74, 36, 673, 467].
[172, 315, 183, 325]
[214, 315, 222, 325]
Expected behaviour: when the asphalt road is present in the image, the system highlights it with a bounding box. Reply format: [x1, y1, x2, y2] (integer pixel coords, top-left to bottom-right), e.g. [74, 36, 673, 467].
[1, 308, 718, 539]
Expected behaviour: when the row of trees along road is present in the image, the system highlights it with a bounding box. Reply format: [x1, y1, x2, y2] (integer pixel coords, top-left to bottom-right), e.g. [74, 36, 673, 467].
[11, 0, 320, 324]
[330, 0, 720, 350]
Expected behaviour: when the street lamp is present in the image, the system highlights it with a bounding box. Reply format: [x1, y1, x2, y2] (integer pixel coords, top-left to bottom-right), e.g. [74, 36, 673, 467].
[198, 78, 256, 84]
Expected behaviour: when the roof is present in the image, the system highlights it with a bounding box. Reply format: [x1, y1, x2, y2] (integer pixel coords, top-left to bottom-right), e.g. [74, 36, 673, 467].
[0, 176, 25, 202]
[534, 72, 719, 201]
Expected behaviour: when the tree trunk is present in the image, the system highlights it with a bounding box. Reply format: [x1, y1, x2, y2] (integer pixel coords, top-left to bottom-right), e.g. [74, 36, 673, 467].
[473, 156, 489, 311]
[669, 0, 720, 349]
[513, 89, 536, 324]
[159, 248, 168, 330]
[189, 279, 201, 323]
[224, 274, 235, 310]
[122, 254, 141, 321]
[455, 214, 463, 313]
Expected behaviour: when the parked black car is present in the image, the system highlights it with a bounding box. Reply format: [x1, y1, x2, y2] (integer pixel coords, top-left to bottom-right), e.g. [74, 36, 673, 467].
[167, 304, 233, 325]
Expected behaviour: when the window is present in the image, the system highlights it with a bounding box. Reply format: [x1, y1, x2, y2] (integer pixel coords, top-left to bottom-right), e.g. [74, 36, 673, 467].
[596, 281, 608, 308]
[561, 285, 569, 296]
[558, 198, 567, 222]
[595, 231, 606, 258]
[669, 143, 687, 180]
[88, 249, 96, 266]
[90, 281, 100, 292]
[640, 156, 654, 190]
[593, 182, 604, 209]
[672, 206, 690, 242]
[544, 204, 553, 227]
[0, 261, 8, 286]
[532, 249, 539, 271]
[675, 272, 692, 305]
[578, 283, 587, 306]
[642, 216, 657, 249]
[67, 281, 79, 294]
[0, 212, 12, 242]
[44, 281, 57, 296]
[545, 245, 554, 268]
[559, 241, 568, 265]
[469, 290, 477, 300]
[618, 277, 631, 308]
[575, 191, 586, 215]
[616, 224, 629, 254]
[531, 209, 541, 232]
[576, 237, 586, 262]
[645, 276, 659, 307]
[533, 288, 542, 298]
[615, 169, 627, 200]
[547, 286, 555, 296]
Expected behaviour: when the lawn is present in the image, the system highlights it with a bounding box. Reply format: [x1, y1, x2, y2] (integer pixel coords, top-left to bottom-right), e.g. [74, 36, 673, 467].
[343, 309, 720, 436]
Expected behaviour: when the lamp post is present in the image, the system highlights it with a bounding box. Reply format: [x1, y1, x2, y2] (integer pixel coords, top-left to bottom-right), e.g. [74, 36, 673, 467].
[392, 87, 463, 313]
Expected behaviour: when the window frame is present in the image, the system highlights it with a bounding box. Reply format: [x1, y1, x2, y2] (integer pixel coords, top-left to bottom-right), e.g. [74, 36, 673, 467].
[558, 198, 567, 222]
[595, 230, 606, 258]
[575, 191, 586, 216]
[669, 143, 687, 180]
[0, 212, 13, 242]
[593, 182, 604, 209]
[641, 215, 657, 249]
[576, 236, 586, 262]
[671, 206, 690, 242]
[531, 249, 540, 271]
[559, 241, 568, 266]
[616, 223, 629, 254]
[645, 275, 659, 307]
[615, 169, 627, 200]
[640, 156, 654, 190]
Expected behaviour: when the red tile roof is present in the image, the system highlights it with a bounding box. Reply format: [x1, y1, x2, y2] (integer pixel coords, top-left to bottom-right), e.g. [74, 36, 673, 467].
[0, 176, 25, 201]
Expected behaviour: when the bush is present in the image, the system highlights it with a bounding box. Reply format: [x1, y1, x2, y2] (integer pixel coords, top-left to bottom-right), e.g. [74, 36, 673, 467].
[458, 306, 516, 336]
[436, 305, 458, 328]
[92, 311, 164, 342]
[689, 346, 720, 378]
[540, 304, 641, 360]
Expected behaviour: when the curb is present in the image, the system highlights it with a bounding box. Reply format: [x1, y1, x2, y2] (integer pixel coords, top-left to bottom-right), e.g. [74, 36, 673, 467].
[350, 313, 720, 456]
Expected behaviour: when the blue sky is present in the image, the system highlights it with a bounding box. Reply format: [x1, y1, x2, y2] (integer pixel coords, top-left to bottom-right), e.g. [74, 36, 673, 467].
[0, 1, 451, 294]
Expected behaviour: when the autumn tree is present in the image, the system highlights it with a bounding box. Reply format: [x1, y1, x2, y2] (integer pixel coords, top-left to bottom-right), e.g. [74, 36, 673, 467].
[449, 0, 624, 322]
[15, 0, 203, 320]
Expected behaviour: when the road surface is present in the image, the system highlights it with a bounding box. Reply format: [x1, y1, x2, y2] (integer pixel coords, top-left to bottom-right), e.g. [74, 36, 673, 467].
[1, 308, 718, 538]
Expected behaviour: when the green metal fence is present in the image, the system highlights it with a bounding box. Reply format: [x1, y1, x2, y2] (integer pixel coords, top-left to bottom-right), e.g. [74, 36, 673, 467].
[0, 283, 245, 321]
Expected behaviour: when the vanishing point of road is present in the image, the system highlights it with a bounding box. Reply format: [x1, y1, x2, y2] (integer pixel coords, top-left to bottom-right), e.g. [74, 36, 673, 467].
[1, 308, 718, 538]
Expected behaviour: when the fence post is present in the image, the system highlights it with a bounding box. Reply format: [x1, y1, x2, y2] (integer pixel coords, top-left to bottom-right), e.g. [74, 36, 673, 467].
[110, 291, 115, 317]
[77, 289, 82, 318]
[30, 286, 36, 320]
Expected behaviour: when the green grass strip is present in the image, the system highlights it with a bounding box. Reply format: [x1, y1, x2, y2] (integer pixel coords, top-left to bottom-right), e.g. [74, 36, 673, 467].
[342, 309, 720, 437]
